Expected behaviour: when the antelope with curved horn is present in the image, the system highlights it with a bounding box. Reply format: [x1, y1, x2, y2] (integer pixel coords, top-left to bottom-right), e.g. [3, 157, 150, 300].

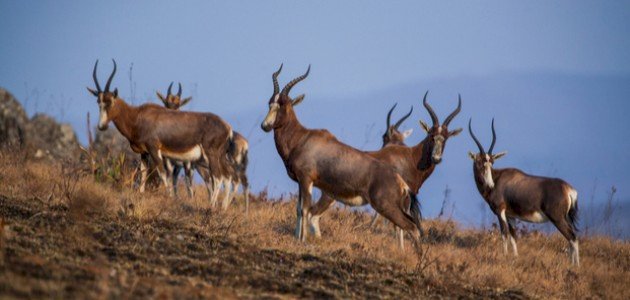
[87, 59, 234, 205]
[382, 103, 414, 147]
[157, 83, 251, 211]
[468, 119, 580, 266]
[308, 91, 462, 248]
[261, 65, 423, 249]
[157, 82, 192, 110]
[154, 82, 196, 198]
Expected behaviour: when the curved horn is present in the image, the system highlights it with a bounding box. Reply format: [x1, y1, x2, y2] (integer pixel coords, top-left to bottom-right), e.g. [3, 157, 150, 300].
[488, 118, 497, 155]
[422, 90, 438, 126]
[386, 103, 398, 131]
[177, 82, 182, 98]
[394, 106, 413, 129]
[167, 82, 173, 96]
[468, 118, 485, 154]
[272, 63, 283, 94]
[104, 59, 117, 93]
[92, 60, 102, 93]
[281, 64, 310, 96]
[443, 94, 462, 127]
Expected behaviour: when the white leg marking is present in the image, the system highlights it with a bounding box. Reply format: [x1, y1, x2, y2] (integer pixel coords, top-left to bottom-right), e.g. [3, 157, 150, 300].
[221, 178, 233, 210]
[510, 235, 518, 256]
[500, 210, 508, 254]
[571, 240, 580, 266]
[210, 177, 222, 207]
[309, 215, 322, 238]
[139, 158, 148, 193]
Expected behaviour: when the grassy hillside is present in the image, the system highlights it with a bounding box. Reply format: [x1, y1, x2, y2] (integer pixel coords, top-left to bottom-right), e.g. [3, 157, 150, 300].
[0, 152, 628, 299]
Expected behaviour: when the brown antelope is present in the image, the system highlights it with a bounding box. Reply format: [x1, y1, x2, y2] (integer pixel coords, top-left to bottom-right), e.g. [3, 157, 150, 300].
[87, 59, 234, 205]
[261, 64, 422, 248]
[382, 103, 414, 147]
[222, 131, 250, 211]
[156, 82, 195, 198]
[309, 91, 462, 247]
[468, 119, 580, 266]
[158, 82, 251, 211]
[157, 82, 192, 110]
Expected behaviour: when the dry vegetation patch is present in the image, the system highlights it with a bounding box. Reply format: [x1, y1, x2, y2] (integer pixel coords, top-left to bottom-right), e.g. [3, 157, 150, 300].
[0, 153, 628, 299]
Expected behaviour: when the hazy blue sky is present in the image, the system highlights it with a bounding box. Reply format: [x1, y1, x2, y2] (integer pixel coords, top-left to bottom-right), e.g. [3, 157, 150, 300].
[1, 1, 629, 233]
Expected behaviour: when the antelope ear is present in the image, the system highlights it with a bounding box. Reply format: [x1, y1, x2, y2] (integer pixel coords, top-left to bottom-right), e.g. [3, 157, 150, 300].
[468, 151, 476, 160]
[401, 129, 413, 139]
[156, 92, 166, 104]
[181, 97, 192, 107]
[292, 94, 305, 106]
[449, 128, 463, 137]
[87, 87, 98, 96]
[419, 120, 431, 133]
[113, 88, 118, 98]
[493, 151, 507, 160]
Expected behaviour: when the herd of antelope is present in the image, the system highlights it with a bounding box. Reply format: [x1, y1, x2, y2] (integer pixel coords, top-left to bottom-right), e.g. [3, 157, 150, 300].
[87, 60, 580, 266]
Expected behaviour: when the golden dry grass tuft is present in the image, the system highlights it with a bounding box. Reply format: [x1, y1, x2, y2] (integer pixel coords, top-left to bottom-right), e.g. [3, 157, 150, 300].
[0, 152, 628, 299]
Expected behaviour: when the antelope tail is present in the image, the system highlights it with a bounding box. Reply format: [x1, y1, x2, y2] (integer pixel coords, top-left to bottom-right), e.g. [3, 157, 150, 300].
[408, 190, 423, 235]
[567, 188, 579, 232]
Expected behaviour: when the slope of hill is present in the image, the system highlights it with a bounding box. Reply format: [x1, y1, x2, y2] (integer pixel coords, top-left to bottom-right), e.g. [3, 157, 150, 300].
[0, 153, 628, 299]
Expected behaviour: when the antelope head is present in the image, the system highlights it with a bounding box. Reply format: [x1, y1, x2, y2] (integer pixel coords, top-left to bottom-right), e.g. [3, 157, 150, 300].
[157, 82, 192, 110]
[87, 59, 119, 131]
[418, 91, 463, 164]
[382, 103, 414, 147]
[468, 118, 508, 189]
[261, 64, 308, 132]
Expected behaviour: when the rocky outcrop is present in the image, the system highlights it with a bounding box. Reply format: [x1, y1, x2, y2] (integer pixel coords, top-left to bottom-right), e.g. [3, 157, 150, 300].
[0, 89, 29, 149]
[29, 114, 82, 162]
[0, 88, 82, 163]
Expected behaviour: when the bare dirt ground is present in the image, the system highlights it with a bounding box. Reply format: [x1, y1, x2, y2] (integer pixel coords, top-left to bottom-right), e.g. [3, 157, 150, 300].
[0, 195, 527, 299]
[0, 155, 628, 299]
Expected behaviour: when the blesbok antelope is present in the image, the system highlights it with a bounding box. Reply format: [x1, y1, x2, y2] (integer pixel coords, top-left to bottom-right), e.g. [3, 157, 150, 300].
[87, 59, 234, 205]
[224, 131, 250, 212]
[158, 82, 251, 211]
[157, 82, 192, 110]
[157, 82, 195, 198]
[382, 103, 414, 147]
[309, 91, 462, 246]
[468, 119, 580, 266]
[261, 64, 423, 249]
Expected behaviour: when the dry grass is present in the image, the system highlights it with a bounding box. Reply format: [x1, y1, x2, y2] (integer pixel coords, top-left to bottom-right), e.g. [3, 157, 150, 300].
[0, 152, 628, 299]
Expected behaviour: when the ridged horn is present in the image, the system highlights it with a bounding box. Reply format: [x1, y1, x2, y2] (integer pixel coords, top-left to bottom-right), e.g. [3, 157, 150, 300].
[92, 60, 102, 93]
[386, 103, 398, 131]
[272, 64, 283, 94]
[167, 82, 173, 96]
[443, 94, 462, 127]
[281, 65, 310, 96]
[104, 59, 117, 93]
[488, 118, 497, 155]
[422, 90, 438, 126]
[468, 118, 485, 155]
[394, 106, 413, 129]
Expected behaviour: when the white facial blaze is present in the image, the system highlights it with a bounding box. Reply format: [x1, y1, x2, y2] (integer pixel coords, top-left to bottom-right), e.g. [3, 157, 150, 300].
[97, 96, 109, 129]
[483, 155, 495, 188]
[262, 102, 279, 129]
[432, 135, 444, 161]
